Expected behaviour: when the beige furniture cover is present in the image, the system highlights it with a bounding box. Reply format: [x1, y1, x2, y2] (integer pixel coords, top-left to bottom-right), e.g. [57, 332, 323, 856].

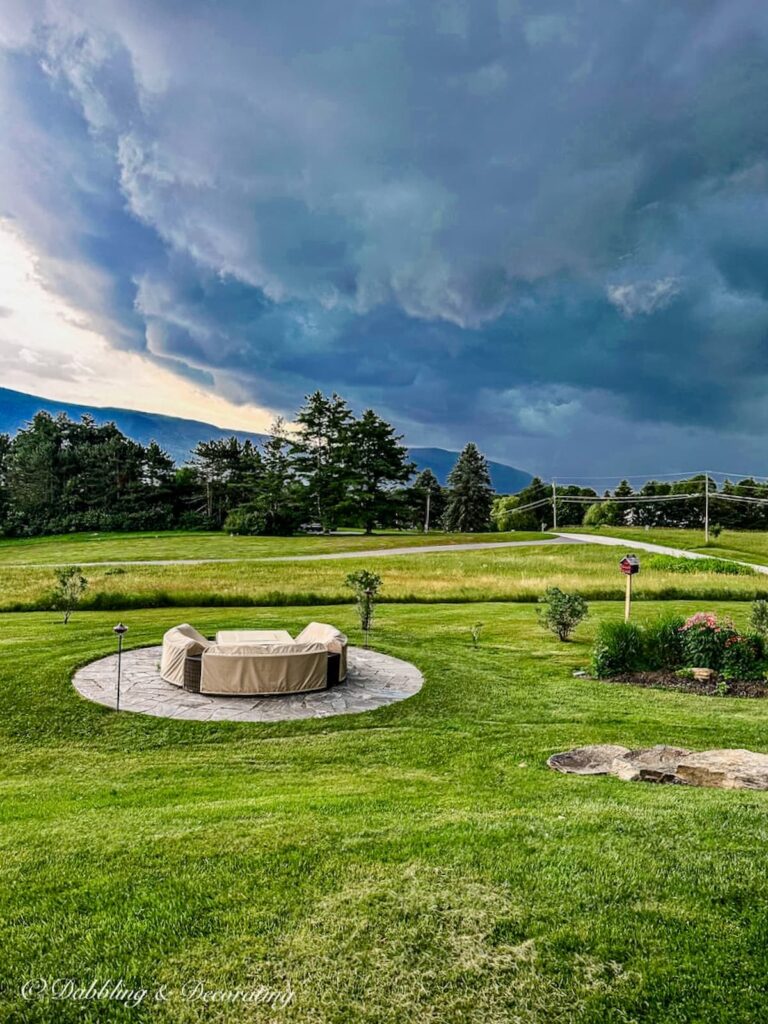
[200, 641, 328, 695]
[296, 622, 348, 681]
[216, 629, 293, 644]
[160, 624, 212, 687]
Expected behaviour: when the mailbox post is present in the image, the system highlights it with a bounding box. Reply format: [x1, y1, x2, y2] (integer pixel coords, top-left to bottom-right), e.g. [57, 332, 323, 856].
[619, 555, 640, 621]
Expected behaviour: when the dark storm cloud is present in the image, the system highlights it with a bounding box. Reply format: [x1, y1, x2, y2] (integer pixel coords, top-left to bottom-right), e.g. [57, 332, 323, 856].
[2, 0, 768, 471]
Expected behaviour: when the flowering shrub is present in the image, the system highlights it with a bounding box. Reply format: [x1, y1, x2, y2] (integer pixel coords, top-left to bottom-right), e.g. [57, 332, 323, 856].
[588, 610, 767, 681]
[721, 634, 765, 681]
[679, 612, 737, 670]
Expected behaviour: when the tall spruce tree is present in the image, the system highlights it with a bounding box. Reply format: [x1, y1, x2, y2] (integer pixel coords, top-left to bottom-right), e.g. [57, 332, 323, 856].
[443, 443, 495, 532]
[254, 418, 303, 534]
[291, 391, 354, 531]
[345, 410, 414, 533]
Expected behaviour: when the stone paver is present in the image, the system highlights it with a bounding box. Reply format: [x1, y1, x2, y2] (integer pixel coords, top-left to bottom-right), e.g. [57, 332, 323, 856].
[72, 646, 423, 722]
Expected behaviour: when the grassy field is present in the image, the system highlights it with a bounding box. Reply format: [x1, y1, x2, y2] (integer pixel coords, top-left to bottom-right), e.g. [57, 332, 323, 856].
[3, 541, 766, 613]
[0, 529, 546, 566]
[4, 600, 768, 1022]
[575, 525, 768, 566]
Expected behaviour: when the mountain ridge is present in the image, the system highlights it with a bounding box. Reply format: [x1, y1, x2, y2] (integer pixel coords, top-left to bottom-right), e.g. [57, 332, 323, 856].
[0, 387, 532, 493]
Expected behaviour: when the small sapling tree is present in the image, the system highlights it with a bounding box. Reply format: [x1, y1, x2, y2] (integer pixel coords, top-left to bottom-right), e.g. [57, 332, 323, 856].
[52, 566, 89, 624]
[345, 569, 383, 648]
[470, 622, 484, 649]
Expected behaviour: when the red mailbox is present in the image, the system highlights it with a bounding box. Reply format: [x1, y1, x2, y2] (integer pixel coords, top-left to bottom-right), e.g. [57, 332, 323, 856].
[619, 554, 640, 575]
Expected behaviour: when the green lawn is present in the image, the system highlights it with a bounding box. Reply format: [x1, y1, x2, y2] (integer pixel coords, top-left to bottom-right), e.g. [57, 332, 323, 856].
[575, 525, 768, 566]
[3, 541, 766, 613]
[3, 600, 768, 1022]
[0, 529, 547, 566]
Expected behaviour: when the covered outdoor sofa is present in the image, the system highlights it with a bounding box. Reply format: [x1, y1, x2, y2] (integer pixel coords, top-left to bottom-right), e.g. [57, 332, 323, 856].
[160, 622, 348, 695]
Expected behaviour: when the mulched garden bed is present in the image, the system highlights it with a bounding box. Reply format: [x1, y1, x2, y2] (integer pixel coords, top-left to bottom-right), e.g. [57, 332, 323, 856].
[606, 671, 768, 698]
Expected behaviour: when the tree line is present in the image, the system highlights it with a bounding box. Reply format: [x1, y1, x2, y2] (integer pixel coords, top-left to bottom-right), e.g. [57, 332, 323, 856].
[0, 392, 497, 537]
[493, 475, 768, 531]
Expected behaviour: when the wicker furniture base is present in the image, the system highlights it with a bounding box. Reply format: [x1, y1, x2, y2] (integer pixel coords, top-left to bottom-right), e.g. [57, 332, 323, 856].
[327, 652, 342, 687]
[183, 655, 202, 692]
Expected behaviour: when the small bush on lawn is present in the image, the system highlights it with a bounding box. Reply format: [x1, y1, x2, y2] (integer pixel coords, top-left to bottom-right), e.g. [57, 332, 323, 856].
[591, 621, 644, 678]
[679, 612, 737, 671]
[721, 634, 765, 681]
[643, 613, 686, 669]
[537, 587, 588, 642]
[749, 599, 768, 638]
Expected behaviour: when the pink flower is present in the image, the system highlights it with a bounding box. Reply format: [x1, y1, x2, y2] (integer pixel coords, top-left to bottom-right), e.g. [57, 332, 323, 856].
[680, 612, 735, 633]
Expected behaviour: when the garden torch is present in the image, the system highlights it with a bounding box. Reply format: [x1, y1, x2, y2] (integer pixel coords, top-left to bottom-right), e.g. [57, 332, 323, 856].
[113, 622, 128, 711]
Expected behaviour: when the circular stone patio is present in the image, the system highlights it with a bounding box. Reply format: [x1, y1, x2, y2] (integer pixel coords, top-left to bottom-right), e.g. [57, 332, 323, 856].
[73, 646, 423, 722]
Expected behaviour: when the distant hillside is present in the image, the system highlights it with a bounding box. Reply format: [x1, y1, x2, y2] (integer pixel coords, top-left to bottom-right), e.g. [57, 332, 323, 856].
[0, 388, 532, 493]
[407, 446, 531, 493]
[0, 387, 268, 464]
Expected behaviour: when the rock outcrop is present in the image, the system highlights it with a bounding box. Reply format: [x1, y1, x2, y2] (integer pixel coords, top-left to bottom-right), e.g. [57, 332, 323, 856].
[548, 744, 768, 790]
[674, 749, 768, 790]
[547, 745, 630, 775]
[611, 745, 692, 783]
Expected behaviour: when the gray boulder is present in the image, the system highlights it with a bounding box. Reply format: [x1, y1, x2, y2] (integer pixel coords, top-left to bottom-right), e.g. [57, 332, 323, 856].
[547, 744, 630, 775]
[611, 745, 692, 783]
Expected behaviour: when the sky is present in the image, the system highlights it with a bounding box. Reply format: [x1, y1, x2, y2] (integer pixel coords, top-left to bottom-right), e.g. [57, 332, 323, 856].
[1, 0, 768, 477]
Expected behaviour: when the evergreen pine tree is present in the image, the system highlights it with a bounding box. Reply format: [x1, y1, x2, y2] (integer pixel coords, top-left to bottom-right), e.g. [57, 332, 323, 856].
[291, 391, 354, 531]
[443, 443, 495, 532]
[345, 410, 414, 533]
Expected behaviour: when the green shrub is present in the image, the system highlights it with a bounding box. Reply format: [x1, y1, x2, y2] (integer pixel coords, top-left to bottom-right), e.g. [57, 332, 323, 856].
[536, 587, 588, 642]
[679, 612, 737, 670]
[749, 599, 768, 638]
[721, 634, 765, 681]
[223, 507, 266, 536]
[583, 501, 621, 527]
[591, 621, 644, 678]
[643, 613, 685, 669]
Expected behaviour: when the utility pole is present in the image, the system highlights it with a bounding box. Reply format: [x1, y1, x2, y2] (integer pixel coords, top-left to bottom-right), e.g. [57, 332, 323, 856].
[424, 489, 431, 533]
[552, 479, 557, 530]
[704, 471, 709, 545]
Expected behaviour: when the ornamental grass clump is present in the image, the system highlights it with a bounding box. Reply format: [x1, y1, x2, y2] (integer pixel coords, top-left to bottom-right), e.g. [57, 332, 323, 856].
[591, 621, 644, 678]
[679, 612, 737, 671]
[643, 613, 685, 669]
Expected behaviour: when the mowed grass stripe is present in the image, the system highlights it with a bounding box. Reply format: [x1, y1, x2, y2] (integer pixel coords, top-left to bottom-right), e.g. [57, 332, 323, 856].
[0, 529, 548, 566]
